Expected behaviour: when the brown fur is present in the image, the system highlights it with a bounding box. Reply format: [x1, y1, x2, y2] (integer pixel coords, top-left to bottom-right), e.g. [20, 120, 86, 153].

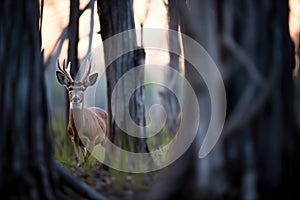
[56, 59, 108, 162]
[68, 107, 109, 162]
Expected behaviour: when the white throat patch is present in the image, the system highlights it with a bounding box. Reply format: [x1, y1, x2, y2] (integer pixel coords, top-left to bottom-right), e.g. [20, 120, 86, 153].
[70, 103, 82, 109]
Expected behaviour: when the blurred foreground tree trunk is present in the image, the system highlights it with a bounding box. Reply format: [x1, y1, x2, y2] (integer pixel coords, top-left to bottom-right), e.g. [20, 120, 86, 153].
[220, 0, 299, 199]
[0, 0, 58, 198]
[0, 1, 107, 199]
[148, 0, 299, 199]
[97, 0, 149, 169]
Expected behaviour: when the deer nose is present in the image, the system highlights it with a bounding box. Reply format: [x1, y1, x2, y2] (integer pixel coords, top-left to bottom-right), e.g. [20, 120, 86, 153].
[72, 96, 80, 103]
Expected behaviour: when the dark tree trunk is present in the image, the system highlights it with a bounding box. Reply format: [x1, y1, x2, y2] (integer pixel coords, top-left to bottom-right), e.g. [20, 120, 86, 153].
[65, 0, 80, 125]
[0, 0, 58, 199]
[0, 1, 108, 199]
[148, 0, 299, 199]
[159, 0, 181, 135]
[68, 0, 79, 77]
[97, 0, 148, 160]
[220, 0, 299, 199]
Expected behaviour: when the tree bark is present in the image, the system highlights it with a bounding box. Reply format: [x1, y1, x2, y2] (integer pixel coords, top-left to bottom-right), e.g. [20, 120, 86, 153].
[97, 0, 149, 160]
[159, 0, 181, 135]
[221, 0, 299, 199]
[0, 1, 108, 199]
[65, 0, 80, 125]
[68, 0, 80, 78]
[0, 0, 58, 199]
[147, 0, 299, 199]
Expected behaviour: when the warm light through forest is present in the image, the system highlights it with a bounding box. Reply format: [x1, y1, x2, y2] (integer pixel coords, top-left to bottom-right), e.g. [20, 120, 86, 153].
[42, 0, 299, 75]
[289, 0, 300, 75]
[1, 0, 299, 199]
[42, 0, 168, 63]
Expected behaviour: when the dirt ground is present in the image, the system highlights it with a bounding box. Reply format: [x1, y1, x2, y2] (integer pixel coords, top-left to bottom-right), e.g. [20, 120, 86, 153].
[70, 162, 157, 200]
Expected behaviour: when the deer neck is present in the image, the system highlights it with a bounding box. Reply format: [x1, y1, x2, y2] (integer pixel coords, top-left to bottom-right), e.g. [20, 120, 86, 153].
[69, 101, 84, 128]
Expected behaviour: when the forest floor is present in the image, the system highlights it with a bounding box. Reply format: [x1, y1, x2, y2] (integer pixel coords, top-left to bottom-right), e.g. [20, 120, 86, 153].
[70, 162, 158, 200]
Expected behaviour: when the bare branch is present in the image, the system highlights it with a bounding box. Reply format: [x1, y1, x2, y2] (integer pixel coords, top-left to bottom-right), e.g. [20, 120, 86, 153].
[231, 83, 256, 118]
[45, 28, 68, 66]
[79, 0, 94, 17]
[135, 0, 151, 28]
[222, 35, 265, 86]
[86, 0, 96, 58]
[162, 0, 168, 8]
[223, 61, 282, 138]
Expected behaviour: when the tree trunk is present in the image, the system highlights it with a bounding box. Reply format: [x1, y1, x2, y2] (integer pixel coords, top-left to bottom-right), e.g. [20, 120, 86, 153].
[220, 0, 299, 199]
[68, 0, 80, 78]
[0, 0, 58, 198]
[65, 0, 80, 125]
[0, 1, 108, 199]
[97, 0, 149, 170]
[148, 0, 299, 199]
[159, 0, 181, 136]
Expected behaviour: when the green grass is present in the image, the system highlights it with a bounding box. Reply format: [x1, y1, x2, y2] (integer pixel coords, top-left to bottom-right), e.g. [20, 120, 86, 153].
[53, 114, 107, 172]
[52, 116, 73, 169]
[51, 96, 180, 192]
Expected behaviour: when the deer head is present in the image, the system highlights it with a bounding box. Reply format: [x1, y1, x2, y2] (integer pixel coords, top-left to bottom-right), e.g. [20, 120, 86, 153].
[56, 60, 98, 108]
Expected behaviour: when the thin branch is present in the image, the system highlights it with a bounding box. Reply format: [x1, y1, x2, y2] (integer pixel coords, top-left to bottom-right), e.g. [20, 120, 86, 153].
[46, 0, 95, 66]
[222, 35, 265, 86]
[79, 0, 94, 17]
[46, 28, 68, 67]
[223, 83, 256, 134]
[162, 0, 168, 8]
[230, 83, 256, 119]
[44, 28, 68, 116]
[135, 0, 151, 40]
[223, 60, 282, 138]
[55, 161, 108, 200]
[86, 0, 96, 58]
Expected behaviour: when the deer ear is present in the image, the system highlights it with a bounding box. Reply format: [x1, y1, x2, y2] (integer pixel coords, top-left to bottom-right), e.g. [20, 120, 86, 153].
[84, 73, 98, 87]
[56, 71, 70, 86]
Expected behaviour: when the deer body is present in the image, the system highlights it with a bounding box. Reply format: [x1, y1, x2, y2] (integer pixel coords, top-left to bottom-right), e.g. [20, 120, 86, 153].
[68, 107, 109, 162]
[56, 60, 109, 162]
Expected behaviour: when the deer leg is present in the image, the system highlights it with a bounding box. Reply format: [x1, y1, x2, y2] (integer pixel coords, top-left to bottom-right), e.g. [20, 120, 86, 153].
[83, 147, 91, 163]
[80, 136, 91, 162]
[71, 138, 80, 163]
[82, 141, 95, 162]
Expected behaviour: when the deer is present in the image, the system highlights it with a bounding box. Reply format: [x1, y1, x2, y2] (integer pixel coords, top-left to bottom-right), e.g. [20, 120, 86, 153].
[56, 59, 109, 163]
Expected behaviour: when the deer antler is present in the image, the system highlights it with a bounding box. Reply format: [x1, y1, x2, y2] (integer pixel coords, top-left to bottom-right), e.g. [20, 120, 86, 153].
[81, 61, 92, 82]
[57, 59, 73, 82]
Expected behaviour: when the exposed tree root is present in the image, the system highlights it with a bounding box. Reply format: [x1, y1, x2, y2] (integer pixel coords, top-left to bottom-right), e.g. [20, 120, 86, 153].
[55, 161, 108, 200]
